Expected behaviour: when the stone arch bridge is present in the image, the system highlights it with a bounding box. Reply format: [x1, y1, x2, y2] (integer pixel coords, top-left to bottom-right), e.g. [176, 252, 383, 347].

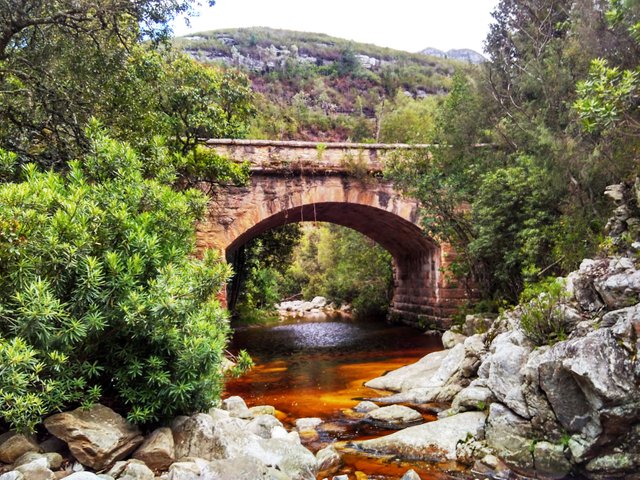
[196, 139, 469, 328]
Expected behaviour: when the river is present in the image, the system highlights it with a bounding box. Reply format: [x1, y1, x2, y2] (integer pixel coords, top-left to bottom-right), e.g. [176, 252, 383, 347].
[225, 314, 473, 480]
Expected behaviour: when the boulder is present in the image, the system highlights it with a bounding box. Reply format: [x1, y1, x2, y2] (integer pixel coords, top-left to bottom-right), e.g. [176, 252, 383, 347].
[0, 473, 23, 480]
[485, 403, 534, 470]
[248, 405, 277, 417]
[295, 418, 322, 432]
[221, 396, 250, 417]
[364, 349, 449, 392]
[44, 405, 143, 471]
[0, 433, 39, 464]
[311, 296, 327, 308]
[353, 411, 486, 462]
[107, 459, 154, 480]
[247, 414, 284, 439]
[13, 460, 53, 480]
[200, 455, 278, 479]
[400, 470, 421, 480]
[533, 441, 572, 479]
[353, 401, 379, 413]
[451, 385, 494, 413]
[131, 427, 174, 472]
[485, 335, 532, 418]
[166, 461, 201, 480]
[316, 445, 341, 474]
[14, 452, 62, 470]
[441, 331, 467, 349]
[64, 474, 103, 480]
[364, 405, 423, 429]
[172, 413, 221, 461]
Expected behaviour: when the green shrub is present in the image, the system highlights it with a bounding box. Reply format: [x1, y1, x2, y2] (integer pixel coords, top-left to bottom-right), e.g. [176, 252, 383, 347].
[0, 132, 250, 432]
[519, 279, 569, 346]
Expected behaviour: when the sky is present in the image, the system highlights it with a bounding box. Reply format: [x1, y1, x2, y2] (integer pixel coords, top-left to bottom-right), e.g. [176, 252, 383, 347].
[172, 0, 501, 54]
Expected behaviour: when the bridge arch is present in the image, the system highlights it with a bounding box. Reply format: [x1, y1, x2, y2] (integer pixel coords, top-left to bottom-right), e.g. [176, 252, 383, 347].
[196, 140, 469, 328]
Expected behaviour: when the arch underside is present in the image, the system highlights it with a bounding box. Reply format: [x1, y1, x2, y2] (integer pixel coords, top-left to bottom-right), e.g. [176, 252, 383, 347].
[225, 202, 437, 260]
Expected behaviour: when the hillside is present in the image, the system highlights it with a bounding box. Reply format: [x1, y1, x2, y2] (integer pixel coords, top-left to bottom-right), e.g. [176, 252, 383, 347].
[174, 27, 478, 141]
[420, 47, 486, 64]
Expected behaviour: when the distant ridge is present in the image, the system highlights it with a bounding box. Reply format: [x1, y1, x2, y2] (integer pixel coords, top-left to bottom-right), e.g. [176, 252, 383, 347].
[420, 47, 486, 64]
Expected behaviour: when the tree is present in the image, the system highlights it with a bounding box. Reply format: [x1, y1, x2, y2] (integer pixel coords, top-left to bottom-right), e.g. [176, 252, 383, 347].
[0, 130, 250, 433]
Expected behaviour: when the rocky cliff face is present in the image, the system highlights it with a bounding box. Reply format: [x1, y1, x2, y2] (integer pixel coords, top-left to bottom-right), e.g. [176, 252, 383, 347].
[357, 180, 640, 479]
[419, 47, 486, 64]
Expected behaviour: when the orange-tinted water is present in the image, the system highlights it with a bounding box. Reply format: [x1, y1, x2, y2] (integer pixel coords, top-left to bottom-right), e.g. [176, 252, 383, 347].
[225, 315, 473, 480]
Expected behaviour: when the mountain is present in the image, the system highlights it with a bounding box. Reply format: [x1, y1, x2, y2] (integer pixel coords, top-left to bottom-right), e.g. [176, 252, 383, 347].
[419, 47, 486, 64]
[174, 28, 478, 142]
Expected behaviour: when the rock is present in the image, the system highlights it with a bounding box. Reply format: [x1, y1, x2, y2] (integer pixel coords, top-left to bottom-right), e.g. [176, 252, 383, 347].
[364, 349, 449, 392]
[0, 433, 39, 464]
[131, 427, 174, 472]
[295, 418, 322, 431]
[461, 315, 494, 336]
[247, 414, 283, 439]
[172, 413, 220, 461]
[65, 474, 103, 480]
[107, 459, 154, 480]
[485, 336, 531, 418]
[201, 455, 277, 479]
[353, 411, 486, 461]
[451, 386, 494, 413]
[166, 461, 200, 480]
[0, 472, 23, 480]
[14, 461, 54, 480]
[331, 475, 348, 480]
[14, 452, 62, 470]
[221, 396, 250, 417]
[364, 405, 423, 429]
[594, 263, 640, 309]
[602, 304, 640, 328]
[248, 405, 276, 417]
[311, 296, 327, 308]
[401, 469, 421, 480]
[316, 445, 341, 474]
[44, 405, 143, 471]
[485, 403, 534, 470]
[441, 330, 467, 349]
[353, 401, 379, 413]
[533, 441, 571, 479]
[585, 453, 640, 473]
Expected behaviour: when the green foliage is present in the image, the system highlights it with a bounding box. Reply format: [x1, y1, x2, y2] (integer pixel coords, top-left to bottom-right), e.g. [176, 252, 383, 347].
[519, 279, 569, 346]
[0, 132, 248, 432]
[175, 27, 465, 142]
[378, 93, 439, 143]
[279, 224, 394, 318]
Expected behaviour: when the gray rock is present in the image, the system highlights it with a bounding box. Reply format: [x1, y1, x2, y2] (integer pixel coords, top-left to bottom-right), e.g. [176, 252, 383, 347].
[0, 473, 23, 480]
[0, 433, 39, 464]
[247, 405, 276, 417]
[401, 469, 421, 480]
[14, 452, 62, 470]
[107, 459, 154, 480]
[594, 266, 640, 309]
[132, 427, 174, 472]
[172, 413, 221, 461]
[316, 445, 341, 474]
[353, 411, 486, 461]
[247, 414, 283, 439]
[485, 403, 534, 470]
[602, 304, 640, 328]
[166, 461, 200, 480]
[201, 455, 277, 479]
[451, 386, 494, 413]
[331, 476, 348, 480]
[353, 401, 379, 413]
[364, 349, 449, 392]
[44, 404, 143, 470]
[486, 340, 531, 418]
[221, 396, 250, 417]
[585, 453, 640, 473]
[14, 461, 53, 480]
[295, 418, 322, 431]
[364, 405, 423, 429]
[310, 296, 327, 308]
[533, 441, 571, 479]
[441, 330, 467, 349]
[65, 474, 103, 480]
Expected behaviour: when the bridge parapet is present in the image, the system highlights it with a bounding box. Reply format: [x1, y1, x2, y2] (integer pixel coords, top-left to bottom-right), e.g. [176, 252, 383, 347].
[205, 139, 432, 174]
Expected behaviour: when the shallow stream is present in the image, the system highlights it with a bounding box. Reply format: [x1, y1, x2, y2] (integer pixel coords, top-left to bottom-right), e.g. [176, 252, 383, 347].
[225, 314, 474, 480]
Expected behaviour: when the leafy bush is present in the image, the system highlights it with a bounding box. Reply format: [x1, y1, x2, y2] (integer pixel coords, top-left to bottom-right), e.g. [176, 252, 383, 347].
[519, 279, 569, 346]
[0, 131, 250, 432]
